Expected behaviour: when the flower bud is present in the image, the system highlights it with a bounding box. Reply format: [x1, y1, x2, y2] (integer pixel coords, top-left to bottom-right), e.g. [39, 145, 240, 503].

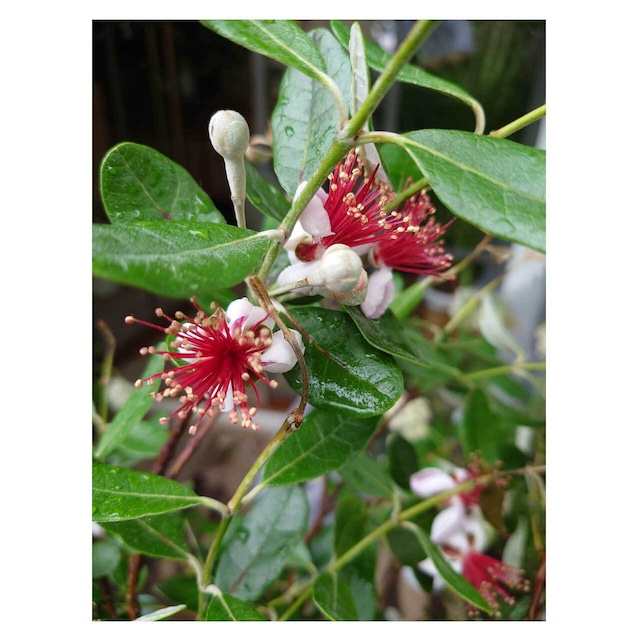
[208, 110, 250, 161]
[306, 244, 365, 294]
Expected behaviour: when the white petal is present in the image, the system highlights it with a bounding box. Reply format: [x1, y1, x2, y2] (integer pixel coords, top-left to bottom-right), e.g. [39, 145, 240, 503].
[276, 261, 318, 289]
[360, 267, 395, 319]
[462, 505, 488, 551]
[430, 500, 466, 545]
[261, 330, 304, 373]
[299, 194, 333, 238]
[226, 297, 274, 332]
[283, 220, 312, 251]
[409, 467, 456, 497]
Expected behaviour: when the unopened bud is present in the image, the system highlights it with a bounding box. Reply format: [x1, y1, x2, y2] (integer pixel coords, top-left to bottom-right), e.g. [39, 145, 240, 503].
[307, 244, 365, 294]
[208, 110, 250, 161]
[329, 269, 368, 306]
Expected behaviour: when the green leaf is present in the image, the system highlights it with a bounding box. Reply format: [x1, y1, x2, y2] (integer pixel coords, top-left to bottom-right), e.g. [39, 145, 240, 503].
[244, 160, 291, 222]
[94, 353, 164, 459]
[339, 451, 395, 499]
[345, 306, 458, 378]
[312, 573, 359, 621]
[459, 388, 504, 462]
[340, 564, 377, 621]
[101, 513, 191, 560]
[92, 221, 274, 298]
[100, 142, 224, 224]
[387, 433, 419, 490]
[202, 20, 328, 84]
[92, 539, 121, 578]
[284, 306, 404, 417]
[155, 574, 199, 613]
[379, 143, 423, 192]
[402, 129, 546, 253]
[271, 29, 349, 196]
[92, 464, 213, 522]
[334, 494, 367, 558]
[107, 419, 170, 467]
[409, 524, 492, 613]
[262, 409, 379, 486]
[133, 604, 187, 622]
[206, 591, 266, 621]
[214, 485, 309, 600]
[330, 20, 485, 133]
[386, 526, 429, 567]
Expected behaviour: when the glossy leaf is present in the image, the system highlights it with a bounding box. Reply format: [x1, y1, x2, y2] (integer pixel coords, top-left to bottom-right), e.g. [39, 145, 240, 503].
[202, 20, 328, 83]
[262, 409, 379, 486]
[284, 307, 404, 417]
[94, 353, 164, 459]
[92, 464, 212, 522]
[330, 20, 485, 133]
[345, 306, 458, 378]
[313, 573, 359, 621]
[92, 221, 274, 298]
[339, 451, 395, 499]
[244, 160, 291, 222]
[100, 142, 224, 224]
[101, 513, 192, 560]
[402, 129, 546, 253]
[206, 592, 266, 621]
[214, 486, 309, 600]
[271, 29, 350, 196]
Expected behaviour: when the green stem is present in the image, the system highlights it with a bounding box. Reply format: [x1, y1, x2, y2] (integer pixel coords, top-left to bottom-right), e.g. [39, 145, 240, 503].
[490, 104, 546, 139]
[384, 177, 431, 213]
[458, 361, 546, 382]
[440, 275, 502, 339]
[340, 21, 436, 141]
[257, 139, 351, 281]
[196, 415, 297, 619]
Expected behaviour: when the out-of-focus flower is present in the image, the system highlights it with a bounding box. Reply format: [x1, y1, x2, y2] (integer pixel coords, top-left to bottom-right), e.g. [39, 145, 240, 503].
[125, 297, 304, 432]
[417, 509, 529, 616]
[387, 395, 432, 442]
[409, 464, 484, 544]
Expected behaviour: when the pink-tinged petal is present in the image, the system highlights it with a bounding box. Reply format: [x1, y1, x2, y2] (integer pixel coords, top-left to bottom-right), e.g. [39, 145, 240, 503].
[409, 467, 456, 497]
[226, 297, 274, 332]
[261, 329, 304, 373]
[284, 220, 312, 252]
[276, 261, 318, 289]
[360, 267, 395, 319]
[431, 500, 466, 545]
[300, 193, 333, 238]
[461, 505, 488, 551]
